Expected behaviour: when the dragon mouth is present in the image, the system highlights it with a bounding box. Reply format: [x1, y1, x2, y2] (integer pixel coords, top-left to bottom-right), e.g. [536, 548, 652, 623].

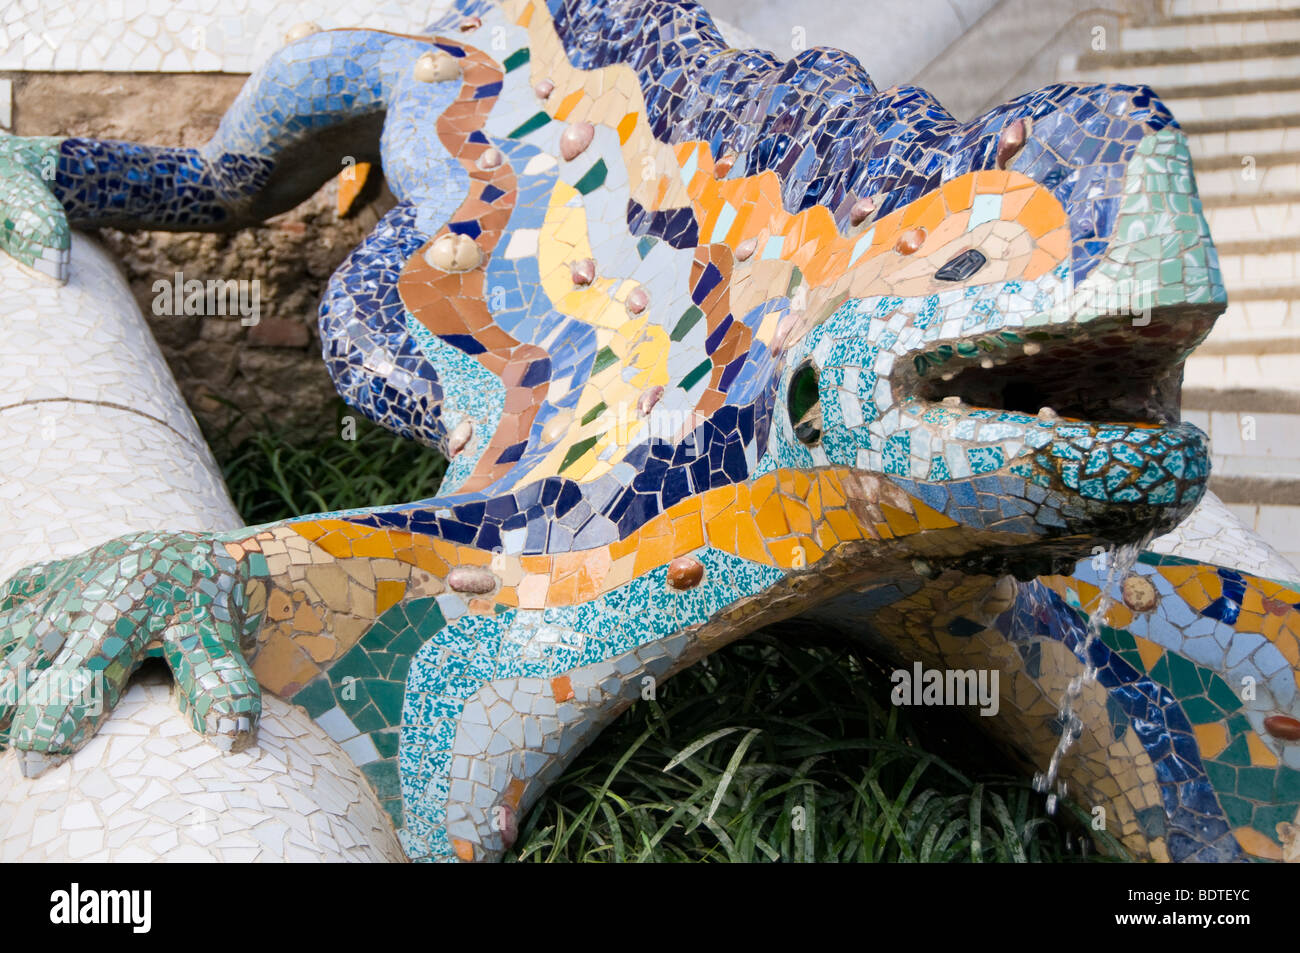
[908, 304, 1222, 426]
[868, 304, 1225, 567]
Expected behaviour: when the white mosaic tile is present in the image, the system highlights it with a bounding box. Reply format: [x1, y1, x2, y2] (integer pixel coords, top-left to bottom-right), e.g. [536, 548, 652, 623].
[0, 233, 241, 582]
[0, 232, 385, 862]
[0, 676, 405, 862]
[0, 0, 765, 74]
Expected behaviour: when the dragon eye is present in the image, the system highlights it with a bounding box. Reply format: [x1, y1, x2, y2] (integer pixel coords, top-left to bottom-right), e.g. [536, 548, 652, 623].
[935, 248, 987, 282]
[787, 361, 822, 446]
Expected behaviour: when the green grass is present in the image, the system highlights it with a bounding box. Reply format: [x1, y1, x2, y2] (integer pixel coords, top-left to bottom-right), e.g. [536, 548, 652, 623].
[209, 400, 446, 522]
[507, 634, 1123, 862]
[208, 407, 1116, 862]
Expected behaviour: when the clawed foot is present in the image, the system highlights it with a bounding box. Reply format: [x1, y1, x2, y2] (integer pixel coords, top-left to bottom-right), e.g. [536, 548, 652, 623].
[0, 531, 263, 775]
[0, 133, 70, 283]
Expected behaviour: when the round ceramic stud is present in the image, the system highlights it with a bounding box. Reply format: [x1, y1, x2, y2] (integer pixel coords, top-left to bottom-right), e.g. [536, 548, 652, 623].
[1121, 574, 1158, 613]
[447, 420, 474, 457]
[626, 287, 649, 314]
[560, 122, 595, 161]
[713, 153, 737, 177]
[638, 385, 664, 417]
[849, 196, 876, 227]
[535, 79, 555, 99]
[541, 412, 572, 444]
[997, 118, 1029, 169]
[666, 556, 704, 590]
[448, 566, 497, 594]
[477, 147, 505, 171]
[982, 575, 1018, 618]
[895, 227, 926, 255]
[284, 22, 321, 43]
[424, 233, 481, 272]
[570, 258, 596, 286]
[459, 15, 482, 31]
[735, 237, 758, 261]
[1265, 715, 1300, 741]
[414, 50, 460, 83]
[770, 311, 802, 356]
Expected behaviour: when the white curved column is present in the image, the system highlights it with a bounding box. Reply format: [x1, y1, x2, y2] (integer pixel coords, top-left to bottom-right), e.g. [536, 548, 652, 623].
[0, 234, 403, 863]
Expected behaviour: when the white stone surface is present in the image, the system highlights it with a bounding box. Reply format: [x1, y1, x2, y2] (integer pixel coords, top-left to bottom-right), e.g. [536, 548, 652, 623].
[1124, 18, 1300, 50]
[0, 0, 449, 72]
[1222, 502, 1300, 572]
[701, 0, 998, 88]
[0, 234, 395, 863]
[0, 234, 242, 583]
[1070, 54, 1300, 89]
[0, 0, 993, 86]
[1183, 409, 1300, 481]
[1168, 0, 1300, 15]
[0, 676, 405, 862]
[1151, 491, 1300, 581]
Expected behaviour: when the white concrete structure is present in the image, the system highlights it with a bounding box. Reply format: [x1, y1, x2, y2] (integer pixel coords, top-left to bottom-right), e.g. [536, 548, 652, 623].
[0, 674, 405, 862]
[0, 236, 241, 583]
[0, 0, 770, 74]
[0, 233, 403, 862]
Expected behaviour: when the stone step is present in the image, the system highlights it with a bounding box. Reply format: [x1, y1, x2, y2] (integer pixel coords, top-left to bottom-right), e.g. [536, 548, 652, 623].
[1204, 200, 1300, 245]
[1160, 7, 1300, 24]
[1190, 295, 1300, 353]
[1122, 16, 1300, 52]
[1183, 405, 1300, 471]
[1183, 113, 1300, 136]
[1193, 160, 1300, 202]
[1067, 49, 1300, 89]
[1202, 191, 1300, 210]
[1185, 347, 1300, 392]
[1157, 78, 1300, 124]
[1186, 124, 1300, 165]
[1181, 400, 1300, 567]
[1075, 38, 1300, 68]
[1214, 236, 1300, 286]
[1168, 0, 1300, 17]
[1190, 299, 1300, 366]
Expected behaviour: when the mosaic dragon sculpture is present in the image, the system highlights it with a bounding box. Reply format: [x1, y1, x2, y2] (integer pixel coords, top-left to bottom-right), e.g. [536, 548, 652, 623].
[1, 0, 1299, 863]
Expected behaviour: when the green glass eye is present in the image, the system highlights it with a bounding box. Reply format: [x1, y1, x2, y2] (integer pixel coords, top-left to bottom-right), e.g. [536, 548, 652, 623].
[787, 361, 822, 446]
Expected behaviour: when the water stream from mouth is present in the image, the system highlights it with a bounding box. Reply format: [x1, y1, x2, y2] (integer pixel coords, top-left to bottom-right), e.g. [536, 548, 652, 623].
[1034, 533, 1153, 814]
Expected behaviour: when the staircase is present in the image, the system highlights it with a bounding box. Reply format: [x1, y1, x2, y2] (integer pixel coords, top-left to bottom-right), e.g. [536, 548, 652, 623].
[1060, 0, 1300, 569]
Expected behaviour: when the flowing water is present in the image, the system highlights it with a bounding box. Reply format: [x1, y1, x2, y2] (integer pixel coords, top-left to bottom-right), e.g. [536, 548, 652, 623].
[1033, 534, 1152, 814]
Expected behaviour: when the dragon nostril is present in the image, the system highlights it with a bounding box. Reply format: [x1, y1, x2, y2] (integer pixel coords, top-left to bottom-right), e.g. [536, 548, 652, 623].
[787, 361, 822, 446]
[935, 248, 987, 282]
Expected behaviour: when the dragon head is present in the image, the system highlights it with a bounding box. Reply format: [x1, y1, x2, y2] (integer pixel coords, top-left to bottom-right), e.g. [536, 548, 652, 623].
[761, 89, 1224, 579]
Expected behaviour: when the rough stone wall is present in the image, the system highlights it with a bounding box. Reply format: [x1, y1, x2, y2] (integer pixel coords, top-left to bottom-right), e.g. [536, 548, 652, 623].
[9, 72, 394, 445]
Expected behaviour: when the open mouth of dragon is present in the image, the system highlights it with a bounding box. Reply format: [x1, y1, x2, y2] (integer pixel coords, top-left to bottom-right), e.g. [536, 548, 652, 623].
[906, 304, 1223, 426]
[853, 304, 1225, 577]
